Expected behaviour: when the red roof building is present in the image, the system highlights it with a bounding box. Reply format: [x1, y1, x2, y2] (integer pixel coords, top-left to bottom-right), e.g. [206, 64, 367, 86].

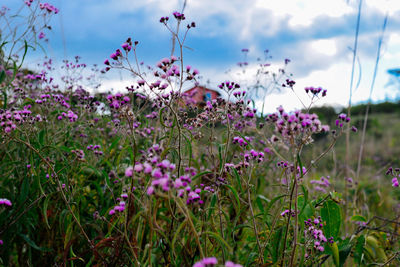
[182, 85, 221, 106]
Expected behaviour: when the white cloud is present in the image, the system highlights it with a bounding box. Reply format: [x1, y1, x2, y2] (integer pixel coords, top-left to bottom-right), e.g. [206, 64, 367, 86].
[365, 0, 400, 15]
[311, 39, 337, 56]
[255, 0, 352, 27]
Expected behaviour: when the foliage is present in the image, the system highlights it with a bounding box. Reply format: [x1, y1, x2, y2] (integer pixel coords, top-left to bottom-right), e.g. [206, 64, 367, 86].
[1, 2, 400, 267]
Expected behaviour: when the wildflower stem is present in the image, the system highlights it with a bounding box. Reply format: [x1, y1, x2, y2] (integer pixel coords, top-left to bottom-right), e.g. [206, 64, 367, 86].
[12, 136, 94, 249]
[175, 196, 205, 259]
[247, 184, 264, 263]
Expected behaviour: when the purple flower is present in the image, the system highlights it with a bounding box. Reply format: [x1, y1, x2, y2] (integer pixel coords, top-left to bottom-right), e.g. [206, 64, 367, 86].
[193, 257, 218, 267]
[392, 177, 399, 187]
[152, 168, 162, 179]
[122, 42, 132, 52]
[173, 11, 185, 20]
[225, 261, 243, 267]
[281, 209, 290, 216]
[125, 166, 134, 177]
[0, 198, 12, 206]
[147, 186, 155, 195]
[134, 163, 143, 172]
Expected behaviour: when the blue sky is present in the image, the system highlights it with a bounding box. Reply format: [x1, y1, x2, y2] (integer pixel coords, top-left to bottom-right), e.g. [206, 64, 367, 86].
[3, 0, 400, 112]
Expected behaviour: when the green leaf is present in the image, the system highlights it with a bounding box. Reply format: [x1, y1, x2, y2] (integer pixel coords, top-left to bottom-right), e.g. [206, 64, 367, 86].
[256, 195, 270, 213]
[338, 239, 352, 267]
[64, 223, 74, 249]
[330, 242, 340, 266]
[109, 136, 121, 151]
[218, 143, 224, 171]
[202, 231, 232, 253]
[296, 153, 304, 178]
[19, 177, 30, 203]
[171, 220, 186, 255]
[182, 134, 193, 165]
[42, 196, 51, 229]
[354, 235, 365, 265]
[351, 215, 367, 222]
[321, 200, 342, 239]
[191, 171, 212, 181]
[230, 167, 243, 191]
[271, 226, 283, 263]
[0, 70, 5, 84]
[18, 40, 29, 69]
[299, 185, 308, 216]
[20, 234, 52, 252]
[265, 194, 286, 214]
[208, 194, 217, 220]
[225, 184, 240, 213]
[38, 129, 45, 147]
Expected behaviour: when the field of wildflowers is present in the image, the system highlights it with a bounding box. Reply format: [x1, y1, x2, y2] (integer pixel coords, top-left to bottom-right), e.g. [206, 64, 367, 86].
[1, 1, 400, 266]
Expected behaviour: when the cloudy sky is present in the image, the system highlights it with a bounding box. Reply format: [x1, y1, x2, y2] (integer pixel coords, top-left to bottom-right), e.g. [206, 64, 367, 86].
[3, 0, 400, 112]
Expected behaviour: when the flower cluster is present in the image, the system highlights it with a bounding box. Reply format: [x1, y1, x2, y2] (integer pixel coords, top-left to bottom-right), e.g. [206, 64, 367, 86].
[154, 56, 182, 80]
[35, 93, 71, 109]
[185, 65, 199, 80]
[125, 144, 205, 205]
[86, 145, 103, 156]
[305, 86, 327, 97]
[225, 261, 243, 267]
[242, 149, 265, 163]
[109, 49, 123, 61]
[281, 209, 296, 217]
[0, 198, 12, 207]
[335, 113, 351, 128]
[39, 3, 59, 14]
[172, 11, 185, 20]
[0, 105, 42, 133]
[193, 257, 217, 267]
[232, 136, 251, 147]
[106, 93, 130, 110]
[109, 193, 129, 215]
[310, 176, 331, 193]
[193, 258, 242, 267]
[71, 149, 85, 161]
[386, 167, 400, 187]
[233, 90, 247, 98]
[265, 106, 329, 147]
[24, 0, 34, 7]
[57, 110, 78, 122]
[218, 81, 240, 91]
[159, 16, 169, 23]
[38, 32, 45, 39]
[282, 78, 295, 88]
[304, 217, 333, 253]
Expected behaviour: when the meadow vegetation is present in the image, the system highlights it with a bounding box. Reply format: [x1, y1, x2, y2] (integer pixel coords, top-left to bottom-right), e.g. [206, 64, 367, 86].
[1, 1, 400, 266]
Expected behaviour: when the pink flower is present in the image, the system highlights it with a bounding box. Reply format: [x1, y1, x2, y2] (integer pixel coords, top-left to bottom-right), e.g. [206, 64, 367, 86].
[133, 163, 143, 172]
[147, 186, 155, 195]
[152, 168, 162, 179]
[193, 257, 218, 267]
[125, 166, 134, 177]
[143, 163, 152, 174]
[225, 261, 243, 267]
[0, 198, 12, 206]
